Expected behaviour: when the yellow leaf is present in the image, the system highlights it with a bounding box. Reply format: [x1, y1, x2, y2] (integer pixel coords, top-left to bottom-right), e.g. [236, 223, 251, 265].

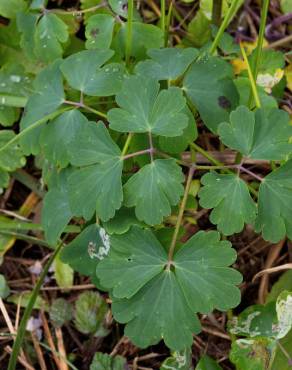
[285, 64, 292, 92]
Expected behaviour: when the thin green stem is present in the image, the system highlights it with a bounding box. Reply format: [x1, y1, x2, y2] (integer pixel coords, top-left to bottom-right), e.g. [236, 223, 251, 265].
[210, 0, 240, 55]
[0, 107, 71, 154]
[168, 166, 195, 263]
[240, 43, 261, 109]
[0, 230, 51, 248]
[12, 170, 45, 198]
[121, 133, 133, 156]
[161, 0, 166, 44]
[8, 242, 63, 370]
[165, 1, 173, 46]
[64, 100, 107, 119]
[50, 4, 105, 15]
[0, 220, 80, 233]
[126, 0, 134, 66]
[0, 95, 27, 108]
[248, 0, 269, 107]
[190, 143, 258, 197]
[212, 0, 223, 26]
[39, 342, 79, 370]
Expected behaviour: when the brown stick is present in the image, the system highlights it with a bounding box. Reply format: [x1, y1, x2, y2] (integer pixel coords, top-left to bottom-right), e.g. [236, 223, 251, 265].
[31, 331, 47, 370]
[55, 327, 69, 370]
[41, 312, 60, 368]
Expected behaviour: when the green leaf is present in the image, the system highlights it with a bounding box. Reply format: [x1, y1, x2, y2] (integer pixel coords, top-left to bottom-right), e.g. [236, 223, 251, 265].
[41, 169, 72, 246]
[20, 60, 65, 155]
[185, 10, 211, 48]
[60, 224, 110, 288]
[50, 298, 73, 328]
[108, 76, 188, 136]
[61, 49, 125, 96]
[34, 13, 69, 63]
[97, 226, 168, 299]
[113, 22, 163, 60]
[123, 159, 184, 225]
[158, 106, 197, 154]
[183, 56, 239, 133]
[108, 0, 128, 18]
[228, 302, 278, 338]
[41, 110, 87, 168]
[280, 0, 292, 13]
[17, 12, 38, 60]
[54, 253, 74, 289]
[0, 274, 10, 298]
[0, 130, 26, 171]
[271, 329, 292, 370]
[103, 207, 143, 235]
[0, 106, 20, 127]
[135, 47, 198, 81]
[0, 0, 27, 19]
[267, 270, 292, 303]
[85, 14, 115, 49]
[249, 49, 285, 75]
[199, 172, 256, 235]
[7, 291, 49, 311]
[161, 348, 193, 370]
[255, 159, 292, 243]
[90, 352, 127, 370]
[74, 291, 108, 335]
[67, 122, 123, 221]
[230, 338, 276, 370]
[195, 355, 223, 370]
[0, 169, 9, 190]
[218, 106, 292, 160]
[97, 227, 242, 349]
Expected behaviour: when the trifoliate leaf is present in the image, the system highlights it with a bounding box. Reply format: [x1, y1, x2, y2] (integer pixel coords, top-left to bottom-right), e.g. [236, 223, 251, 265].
[108, 76, 188, 136]
[85, 14, 115, 49]
[74, 291, 108, 335]
[113, 22, 163, 60]
[0, 130, 26, 171]
[20, 60, 65, 155]
[199, 172, 256, 235]
[135, 47, 198, 81]
[0, 0, 27, 19]
[158, 106, 198, 154]
[123, 159, 184, 225]
[183, 56, 239, 132]
[67, 122, 123, 221]
[218, 106, 292, 160]
[103, 207, 142, 235]
[60, 224, 110, 285]
[50, 298, 73, 328]
[255, 159, 292, 243]
[41, 169, 72, 246]
[97, 227, 242, 350]
[90, 352, 127, 370]
[41, 110, 87, 168]
[34, 13, 69, 63]
[61, 49, 125, 96]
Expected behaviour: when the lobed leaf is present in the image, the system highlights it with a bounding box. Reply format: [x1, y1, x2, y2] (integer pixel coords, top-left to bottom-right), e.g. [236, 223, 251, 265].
[124, 159, 184, 225]
[97, 227, 242, 349]
[199, 172, 256, 235]
[108, 76, 188, 136]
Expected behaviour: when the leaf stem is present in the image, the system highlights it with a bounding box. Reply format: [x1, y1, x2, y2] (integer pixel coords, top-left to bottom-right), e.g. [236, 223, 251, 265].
[49, 3, 106, 15]
[212, 0, 223, 26]
[122, 148, 154, 160]
[161, 0, 166, 44]
[121, 133, 133, 156]
[0, 220, 80, 233]
[248, 0, 269, 107]
[168, 166, 195, 263]
[210, 0, 240, 55]
[0, 107, 71, 155]
[125, 0, 134, 66]
[148, 132, 154, 162]
[8, 242, 63, 370]
[240, 43, 261, 109]
[64, 100, 107, 119]
[165, 1, 173, 46]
